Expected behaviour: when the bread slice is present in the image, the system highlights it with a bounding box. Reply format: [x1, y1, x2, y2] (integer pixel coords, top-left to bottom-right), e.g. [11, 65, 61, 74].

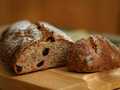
[0, 20, 73, 74]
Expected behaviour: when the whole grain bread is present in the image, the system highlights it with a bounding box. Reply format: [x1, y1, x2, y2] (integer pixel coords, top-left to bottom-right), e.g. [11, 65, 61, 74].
[67, 35, 120, 72]
[0, 20, 73, 74]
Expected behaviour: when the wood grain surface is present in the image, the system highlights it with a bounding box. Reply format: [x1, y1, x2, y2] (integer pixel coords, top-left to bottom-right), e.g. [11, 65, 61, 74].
[0, 26, 120, 90]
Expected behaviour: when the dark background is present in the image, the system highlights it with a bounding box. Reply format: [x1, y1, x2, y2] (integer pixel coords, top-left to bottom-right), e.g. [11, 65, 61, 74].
[0, 0, 120, 35]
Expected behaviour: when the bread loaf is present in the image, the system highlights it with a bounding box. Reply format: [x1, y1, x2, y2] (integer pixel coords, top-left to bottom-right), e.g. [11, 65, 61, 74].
[67, 35, 120, 72]
[0, 20, 73, 74]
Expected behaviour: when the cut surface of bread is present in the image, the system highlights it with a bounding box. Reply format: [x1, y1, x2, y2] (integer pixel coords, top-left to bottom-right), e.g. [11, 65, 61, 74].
[13, 40, 72, 74]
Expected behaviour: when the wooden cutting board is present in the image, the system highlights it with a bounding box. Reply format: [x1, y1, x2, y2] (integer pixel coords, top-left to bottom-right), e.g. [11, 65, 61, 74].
[0, 26, 120, 90]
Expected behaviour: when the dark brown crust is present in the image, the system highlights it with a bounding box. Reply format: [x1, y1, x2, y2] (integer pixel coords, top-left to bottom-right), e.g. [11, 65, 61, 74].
[36, 21, 73, 42]
[0, 40, 21, 64]
[37, 24, 53, 41]
[67, 35, 120, 72]
[0, 27, 10, 41]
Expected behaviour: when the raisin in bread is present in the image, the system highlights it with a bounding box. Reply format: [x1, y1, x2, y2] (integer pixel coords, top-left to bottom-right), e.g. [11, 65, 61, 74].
[0, 20, 73, 74]
[67, 35, 120, 72]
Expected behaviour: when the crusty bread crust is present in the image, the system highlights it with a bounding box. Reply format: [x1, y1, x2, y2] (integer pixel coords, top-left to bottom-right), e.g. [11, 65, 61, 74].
[0, 20, 73, 74]
[37, 21, 73, 42]
[67, 35, 120, 72]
